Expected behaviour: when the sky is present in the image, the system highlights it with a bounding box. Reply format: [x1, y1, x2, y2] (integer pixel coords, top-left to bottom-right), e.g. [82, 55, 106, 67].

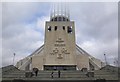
[1, 2, 118, 67]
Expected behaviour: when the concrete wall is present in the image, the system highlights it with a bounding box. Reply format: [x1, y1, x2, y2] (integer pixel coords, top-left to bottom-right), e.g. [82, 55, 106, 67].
[76, 54, 89, 70]
[32, 55, 44, 70]
[44, 21, 77, 66]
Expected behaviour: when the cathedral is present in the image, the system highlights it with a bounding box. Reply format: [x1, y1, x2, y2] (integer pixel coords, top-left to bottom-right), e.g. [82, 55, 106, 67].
[16, 5, 105, 71]
[2, 4, 119, 82]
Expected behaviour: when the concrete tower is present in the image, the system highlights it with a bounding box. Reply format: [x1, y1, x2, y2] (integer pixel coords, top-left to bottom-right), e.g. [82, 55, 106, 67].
[43, 4, 77, 70]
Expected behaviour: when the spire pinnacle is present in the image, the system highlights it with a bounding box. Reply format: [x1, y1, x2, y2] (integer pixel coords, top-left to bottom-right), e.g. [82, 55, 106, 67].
[50, 2, 70, 21]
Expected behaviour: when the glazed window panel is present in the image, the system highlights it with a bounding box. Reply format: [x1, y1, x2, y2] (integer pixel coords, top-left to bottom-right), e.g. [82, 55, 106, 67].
[48, 26, 51, 31]
[54, 17, 57, 21]
[63, 26, 65, 30]
[55, 26, 57, 31]
[63, 17, 65, 21]
[58, 17, 62, 21]
[67, 26, 72, 33]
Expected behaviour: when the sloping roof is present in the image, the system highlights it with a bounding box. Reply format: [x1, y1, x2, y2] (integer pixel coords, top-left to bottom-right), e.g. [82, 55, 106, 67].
[100, 65, 119, 73]
[28, 45, 44, 57]
[27, 44, 93, 57]
[2, 65, 20, 75]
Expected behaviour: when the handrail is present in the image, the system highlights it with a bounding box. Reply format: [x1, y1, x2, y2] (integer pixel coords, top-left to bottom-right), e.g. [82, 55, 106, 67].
[89, 58, 101, 69]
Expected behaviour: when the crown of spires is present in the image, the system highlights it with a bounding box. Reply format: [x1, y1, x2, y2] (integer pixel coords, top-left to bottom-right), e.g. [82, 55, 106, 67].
[50, 3, 70, 21]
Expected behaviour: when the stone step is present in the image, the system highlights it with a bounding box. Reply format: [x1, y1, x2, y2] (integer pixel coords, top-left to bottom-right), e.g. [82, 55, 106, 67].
[9, 72, 85, 75]
[94, 72, 117, 75]
[95, 75, 118, 77]
[3, 73, 88, 78]
[2, 75, 25, 78]
[4, 74, 117, 78]
[94, 70, 114, 74]
[94, 76, 118, 80]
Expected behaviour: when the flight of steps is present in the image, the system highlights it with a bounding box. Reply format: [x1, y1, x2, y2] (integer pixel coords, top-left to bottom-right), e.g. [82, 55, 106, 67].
[2, 65, 26, 80]
[37, 71, 88, 78]
[1, 65, 119, 82]
[94, 65, 120, 80]
[2, 70, 89, 80]
[94, 68, 118, 80]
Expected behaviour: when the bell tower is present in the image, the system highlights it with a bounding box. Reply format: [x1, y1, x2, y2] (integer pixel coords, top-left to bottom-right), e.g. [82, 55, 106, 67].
[43, 4, 77, 70]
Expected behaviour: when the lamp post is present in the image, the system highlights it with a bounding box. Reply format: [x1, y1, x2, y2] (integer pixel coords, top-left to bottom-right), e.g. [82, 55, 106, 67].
[104, 53, 108, 65]
[13, 53, 15, 66]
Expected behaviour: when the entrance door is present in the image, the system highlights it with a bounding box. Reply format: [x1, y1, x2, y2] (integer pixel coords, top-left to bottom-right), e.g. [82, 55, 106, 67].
[44, 65, 76, 70]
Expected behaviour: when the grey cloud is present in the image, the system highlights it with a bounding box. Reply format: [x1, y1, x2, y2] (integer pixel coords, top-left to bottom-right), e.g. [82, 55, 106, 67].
[2, 2, 49, 66]
[69, 2, 118, 65]
[2, 2, 51, 28]
[70, 3, 117, 42]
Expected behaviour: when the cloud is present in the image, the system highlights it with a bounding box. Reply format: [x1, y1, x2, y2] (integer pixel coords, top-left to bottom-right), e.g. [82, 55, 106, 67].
[2, 2, 118, 67]
[70, 2, 118, 65]
[2, 2, 51, 27]
[2, 16, 51, 66]
[2, 2, 50, 66]
[70, 2, 117, 41]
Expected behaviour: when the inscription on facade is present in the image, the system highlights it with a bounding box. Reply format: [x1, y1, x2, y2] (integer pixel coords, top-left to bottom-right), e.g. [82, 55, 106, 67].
[50, 38, 70, 58]
[56, 38, 64, 43]
[57, 54, 63, 59]
[55, 38, 65, 47]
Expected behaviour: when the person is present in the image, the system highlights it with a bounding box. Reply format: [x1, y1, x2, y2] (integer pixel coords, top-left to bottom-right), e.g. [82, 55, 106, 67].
[51, 71, 54, 78]
[33, 68, 39, 76]
[58, 70, 60, 78]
